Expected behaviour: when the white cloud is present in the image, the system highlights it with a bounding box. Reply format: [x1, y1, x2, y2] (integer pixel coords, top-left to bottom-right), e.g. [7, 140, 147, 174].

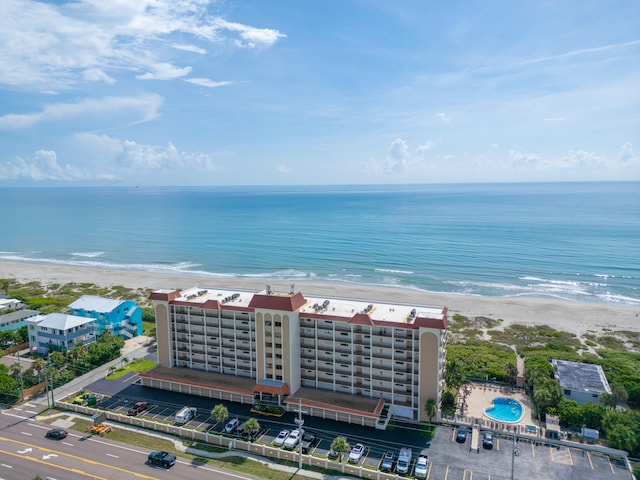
[384, 138, 410, 173]
[0, 0, 285, 89]
[416, 141, 435, 153]
[214, 18, 287, 48]
[435, 112, 452, 125]
[276, 164, 292, 174]
[82, 68, 116, 84]
[136, 63, 193, 80]
[617, 142, 638, 165]
[185, 78, 232, 88]
[0, 133, 227, 182]
[0, 149, 114, 182]
[172, 44, 207, 54]
[0, 95, 163, 129]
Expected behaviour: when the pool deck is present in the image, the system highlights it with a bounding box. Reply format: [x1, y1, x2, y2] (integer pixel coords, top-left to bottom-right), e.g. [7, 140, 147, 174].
[453, 382, 541, 437]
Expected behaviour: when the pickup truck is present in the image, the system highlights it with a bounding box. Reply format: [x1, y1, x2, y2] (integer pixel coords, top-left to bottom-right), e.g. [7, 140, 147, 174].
[283, 428, 303, 449]
[147, 451, 176, 469]
[301, 433, 316, 453]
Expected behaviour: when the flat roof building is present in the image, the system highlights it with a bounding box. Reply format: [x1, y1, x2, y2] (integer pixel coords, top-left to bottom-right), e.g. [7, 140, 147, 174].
[147, 284, 448, 427]
[552, 359, 611, 405]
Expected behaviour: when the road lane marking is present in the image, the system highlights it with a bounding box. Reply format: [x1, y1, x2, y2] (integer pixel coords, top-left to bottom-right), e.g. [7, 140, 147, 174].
[0, 448, 109, 480]
[0, 438, 159, 479]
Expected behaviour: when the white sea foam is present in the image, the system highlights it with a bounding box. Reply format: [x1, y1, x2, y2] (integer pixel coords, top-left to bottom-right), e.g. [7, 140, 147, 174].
[71, 251, 105, 258]
[375, 268, 415, 274]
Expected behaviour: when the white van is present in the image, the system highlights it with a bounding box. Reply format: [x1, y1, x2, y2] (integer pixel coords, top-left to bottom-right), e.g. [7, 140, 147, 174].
[174, 406, 197, 425]
[396, 447, 412, 474]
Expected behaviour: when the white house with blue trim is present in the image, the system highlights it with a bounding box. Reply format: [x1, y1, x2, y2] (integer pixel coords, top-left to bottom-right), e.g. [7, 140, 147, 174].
[68, 295, 142, 339]
[26, 313, 97, 354]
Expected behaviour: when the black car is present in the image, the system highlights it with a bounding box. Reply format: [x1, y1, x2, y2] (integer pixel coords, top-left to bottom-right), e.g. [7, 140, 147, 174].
[456, 426, 468, 443]
[45, 429, 68, 440]
[482, 432, 494, 449]
[147, 451, 176, 468]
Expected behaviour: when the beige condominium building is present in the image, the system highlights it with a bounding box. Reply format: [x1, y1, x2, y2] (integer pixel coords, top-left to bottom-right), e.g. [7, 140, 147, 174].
[145, 284, 448, 428]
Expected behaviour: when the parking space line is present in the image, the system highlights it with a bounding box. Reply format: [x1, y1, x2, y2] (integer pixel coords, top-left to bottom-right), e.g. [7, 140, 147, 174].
[444, 465, 449, 479]
[550, 446, 573, 465]
[531, 441, 536, 458]
[463, 468, 472, 479]
[607, 455, 615, 474]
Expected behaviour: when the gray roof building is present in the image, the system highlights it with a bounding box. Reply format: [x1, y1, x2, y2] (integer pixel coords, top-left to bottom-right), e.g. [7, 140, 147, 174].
[552, 359, 611, 405]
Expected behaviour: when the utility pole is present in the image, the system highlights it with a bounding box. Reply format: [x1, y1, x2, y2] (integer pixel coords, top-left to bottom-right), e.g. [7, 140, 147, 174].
[16, 350, 24, 402]
[294, 399, 306, 470]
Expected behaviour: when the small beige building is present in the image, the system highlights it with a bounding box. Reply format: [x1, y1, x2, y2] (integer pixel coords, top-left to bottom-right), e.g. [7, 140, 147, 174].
[146, 285, 448, 427]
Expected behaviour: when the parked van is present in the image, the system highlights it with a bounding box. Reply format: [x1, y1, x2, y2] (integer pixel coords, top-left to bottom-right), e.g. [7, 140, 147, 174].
[174, 406, 197, 424]
[396, 447, 412, 474]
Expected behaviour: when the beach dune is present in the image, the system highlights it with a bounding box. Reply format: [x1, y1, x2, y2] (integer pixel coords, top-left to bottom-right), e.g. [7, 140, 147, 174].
[1, 260, 638, 341]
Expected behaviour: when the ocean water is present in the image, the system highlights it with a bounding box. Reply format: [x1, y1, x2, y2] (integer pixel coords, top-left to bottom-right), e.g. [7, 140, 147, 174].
[0, 182, 638, 306]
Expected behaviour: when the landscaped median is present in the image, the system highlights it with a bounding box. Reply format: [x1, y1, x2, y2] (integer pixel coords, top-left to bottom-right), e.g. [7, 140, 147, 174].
[58, 399, 399, 480]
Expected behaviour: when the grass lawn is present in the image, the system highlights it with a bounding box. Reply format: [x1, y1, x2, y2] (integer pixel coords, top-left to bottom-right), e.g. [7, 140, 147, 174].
[106, 359, 157, 380]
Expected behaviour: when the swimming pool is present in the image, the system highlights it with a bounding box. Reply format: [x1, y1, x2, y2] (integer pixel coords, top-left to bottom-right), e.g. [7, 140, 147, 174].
[484, 397, 524, 423]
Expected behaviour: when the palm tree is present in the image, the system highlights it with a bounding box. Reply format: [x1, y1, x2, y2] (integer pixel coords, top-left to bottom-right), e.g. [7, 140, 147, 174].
[612, 385, 628, 408]
[330, 436, 350, 462]
[210, 404, 229, 425]
[30, 358, 42, 382]
[9, 360, 21, 378]
[244, 418, 260, 440]
[424, 398, 436, 424]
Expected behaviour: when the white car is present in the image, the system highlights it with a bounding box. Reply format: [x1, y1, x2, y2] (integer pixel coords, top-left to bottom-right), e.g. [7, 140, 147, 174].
[224, 418, 240, 433]
[348, 443, 365, 463]
[283, 428, 304, 449]
[274, 429, 290, 447]
[414, 455, 429, 479]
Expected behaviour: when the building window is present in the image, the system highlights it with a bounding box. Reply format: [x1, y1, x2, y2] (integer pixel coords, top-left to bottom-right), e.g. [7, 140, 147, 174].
[275, 321, 282, 327]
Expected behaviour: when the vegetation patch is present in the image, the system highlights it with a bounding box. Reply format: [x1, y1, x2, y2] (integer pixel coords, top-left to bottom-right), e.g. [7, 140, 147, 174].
[106, 359, 157, 380]
[490, 324, 581, 353]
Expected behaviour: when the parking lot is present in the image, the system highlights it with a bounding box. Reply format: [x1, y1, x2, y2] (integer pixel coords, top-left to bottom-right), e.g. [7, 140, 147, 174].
[83, 375, 630, 480]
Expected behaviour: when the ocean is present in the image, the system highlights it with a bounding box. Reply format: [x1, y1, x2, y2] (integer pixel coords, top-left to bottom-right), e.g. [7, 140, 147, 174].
[0, 182, 638, 306]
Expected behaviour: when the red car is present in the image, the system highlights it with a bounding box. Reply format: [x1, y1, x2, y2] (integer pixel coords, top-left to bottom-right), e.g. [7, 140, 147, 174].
[127, 401, 149, 416]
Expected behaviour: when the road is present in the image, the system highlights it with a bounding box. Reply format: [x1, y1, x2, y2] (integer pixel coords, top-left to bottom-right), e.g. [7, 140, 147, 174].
[0, 412, 259, 480]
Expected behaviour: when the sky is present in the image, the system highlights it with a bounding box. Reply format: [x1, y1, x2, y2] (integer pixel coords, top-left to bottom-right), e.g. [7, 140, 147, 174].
[0, 0, 639, 186]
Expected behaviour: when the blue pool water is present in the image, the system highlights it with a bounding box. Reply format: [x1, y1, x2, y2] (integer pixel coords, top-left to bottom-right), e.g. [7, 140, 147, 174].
[484, 397, 524, 423]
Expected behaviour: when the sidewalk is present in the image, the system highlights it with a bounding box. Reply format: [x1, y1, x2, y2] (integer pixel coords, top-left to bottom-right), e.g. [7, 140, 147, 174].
[37, 409, 340, 480]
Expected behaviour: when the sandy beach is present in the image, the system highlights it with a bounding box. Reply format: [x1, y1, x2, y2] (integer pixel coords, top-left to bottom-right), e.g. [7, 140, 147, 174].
[1, 260, 638, 340]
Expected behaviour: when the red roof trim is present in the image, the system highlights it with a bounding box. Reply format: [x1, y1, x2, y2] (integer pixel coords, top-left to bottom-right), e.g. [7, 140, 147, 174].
[248, 292, 307, 311]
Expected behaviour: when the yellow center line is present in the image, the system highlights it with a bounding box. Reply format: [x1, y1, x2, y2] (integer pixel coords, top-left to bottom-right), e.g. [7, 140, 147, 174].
[0, 448, 107, 480]
[0, 436, 159, 479]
